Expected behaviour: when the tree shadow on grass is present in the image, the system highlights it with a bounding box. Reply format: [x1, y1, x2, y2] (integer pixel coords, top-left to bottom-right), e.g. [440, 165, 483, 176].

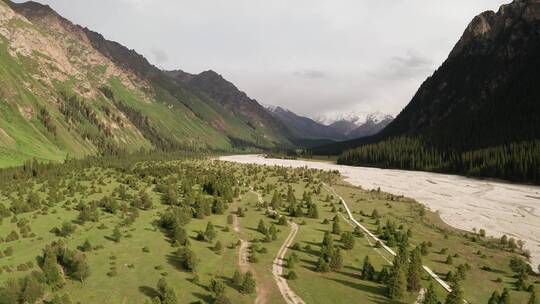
[138, 285, 159, 299]
[325, 277, 393, 304]
[192, 292, 212, 303]
[336, 269, 361, 280]
[299, 258, 319, 271]
[302, 240, 322, 248]
[187, 276, 209, 291]
[217, 275, 240, 292]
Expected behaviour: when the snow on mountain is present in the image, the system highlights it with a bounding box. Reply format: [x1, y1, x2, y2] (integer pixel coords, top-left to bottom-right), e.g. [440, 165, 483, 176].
[315, 111, 394, 127]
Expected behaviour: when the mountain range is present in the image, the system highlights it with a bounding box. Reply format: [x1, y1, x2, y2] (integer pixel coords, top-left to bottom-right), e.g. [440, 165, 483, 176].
[264, 106, 393, 143]
[1, 0, 538, 184]
[314, 0, 540, 184]
[0, 0, 397, 167]
[0, 0, 291, 166]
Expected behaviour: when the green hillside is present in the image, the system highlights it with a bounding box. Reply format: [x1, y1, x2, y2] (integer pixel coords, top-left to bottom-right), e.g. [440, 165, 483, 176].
[0, 0, 291, 168]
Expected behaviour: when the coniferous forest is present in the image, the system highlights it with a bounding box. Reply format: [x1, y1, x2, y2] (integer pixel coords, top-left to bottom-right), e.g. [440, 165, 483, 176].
[338, 138, 540, 184]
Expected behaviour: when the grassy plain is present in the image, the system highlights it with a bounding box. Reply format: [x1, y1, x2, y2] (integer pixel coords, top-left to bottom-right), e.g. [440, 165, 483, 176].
[0, 158, 537, 303]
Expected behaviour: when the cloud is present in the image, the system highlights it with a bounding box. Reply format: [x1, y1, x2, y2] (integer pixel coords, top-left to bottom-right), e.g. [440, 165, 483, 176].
[391, 51, 433, 69]
[293, 69, 329, 79]
[19, 0, 510, 119]
[369, 50, 435, 82]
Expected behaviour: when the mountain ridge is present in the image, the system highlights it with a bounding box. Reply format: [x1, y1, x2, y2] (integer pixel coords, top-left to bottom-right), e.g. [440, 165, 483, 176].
[314, 0, 540, 184]
[0, 0, 294, 166]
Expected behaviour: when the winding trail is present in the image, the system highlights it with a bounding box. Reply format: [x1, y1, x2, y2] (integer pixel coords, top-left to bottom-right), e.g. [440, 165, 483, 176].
[272, 220, 305, 304]
[249, 190, 305, 304]
[414, 288, 426, 304]
[232, 208, 269, 304]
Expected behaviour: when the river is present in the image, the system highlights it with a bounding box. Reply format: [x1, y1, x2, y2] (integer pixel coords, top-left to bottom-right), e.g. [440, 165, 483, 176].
[219, 154, 540, 270]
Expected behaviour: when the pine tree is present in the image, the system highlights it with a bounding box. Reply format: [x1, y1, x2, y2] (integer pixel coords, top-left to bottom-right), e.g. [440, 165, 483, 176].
[360, 256, 375, 281]
[329, 248, 343, 271]
[423, 283, 438, 304]
[72, 252, 90, 283]
[308, 203, 319, 219]
[271, 190, 281, 209]
[407, 248, 423, 291]
[205, 221, 217, 241]
[42, 250, 65, 289]
[173, 226, 188, 246]
[332, 220, 341, 235]
[213, 241, 223, 255]
[341, 232, 355, 250]
[387, 260, 406, 299]
[316, 257, 330, 273]
[21, 275, 44, 304]
[257, 219, 267, 234]
[287, 186, 296, 203]
[445, 281, 464, 304]
[269, 224, 278, 241]
[240, 272, 256, 294]
[232, 270, 243, 287]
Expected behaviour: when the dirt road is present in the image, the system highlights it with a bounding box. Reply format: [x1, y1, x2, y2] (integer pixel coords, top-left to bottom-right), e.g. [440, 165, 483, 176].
[271, 220, 305, 304]
[232, 210, 269, 304]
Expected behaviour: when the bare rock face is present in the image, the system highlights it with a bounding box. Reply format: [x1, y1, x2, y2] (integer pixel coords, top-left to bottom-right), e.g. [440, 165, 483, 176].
[450, 0, 540, 58]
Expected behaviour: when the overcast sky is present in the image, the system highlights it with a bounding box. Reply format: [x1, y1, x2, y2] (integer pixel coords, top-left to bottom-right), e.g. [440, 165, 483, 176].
[17, 0, 508, 118]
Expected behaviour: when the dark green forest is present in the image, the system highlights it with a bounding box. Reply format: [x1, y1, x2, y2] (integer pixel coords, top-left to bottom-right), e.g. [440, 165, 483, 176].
[338, 137, 540, 184]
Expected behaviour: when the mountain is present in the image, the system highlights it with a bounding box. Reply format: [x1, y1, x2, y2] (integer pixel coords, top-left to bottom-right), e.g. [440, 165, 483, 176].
[346, 115, 393, 138]
[0, 0, 291, 167]
[264, 105, 344, 143]
[316, 112, 394, 139]
[314, 0, 540, 184]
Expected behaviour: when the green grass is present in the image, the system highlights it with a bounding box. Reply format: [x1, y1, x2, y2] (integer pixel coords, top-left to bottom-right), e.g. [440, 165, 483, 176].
[0, 159, 537, 303]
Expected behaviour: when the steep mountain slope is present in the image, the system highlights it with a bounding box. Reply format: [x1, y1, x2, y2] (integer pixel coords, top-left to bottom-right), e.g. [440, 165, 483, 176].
[0, 0, 290, 167]
[315, 0, 540, 183]
[264, 105, 345, 141]
[167, 69, 291, 146]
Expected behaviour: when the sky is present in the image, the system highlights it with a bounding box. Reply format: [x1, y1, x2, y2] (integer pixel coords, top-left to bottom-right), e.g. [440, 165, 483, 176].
[15, 0, 509, 119]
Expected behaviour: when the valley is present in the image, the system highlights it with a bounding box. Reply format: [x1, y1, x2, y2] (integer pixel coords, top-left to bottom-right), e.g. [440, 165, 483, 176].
[0, 0, 539, 303]
[220, 154, 540, 273]
[0, 154, 537, 303]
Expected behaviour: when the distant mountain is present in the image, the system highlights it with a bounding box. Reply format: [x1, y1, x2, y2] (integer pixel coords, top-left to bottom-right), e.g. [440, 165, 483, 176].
[264, 106, 344, 144]
[315, 111, 392, 127]
[316, 112, 394, 139]
[0, 0, 292, 166]
[314, 0, 540, 184]
[347, 115, 393, 138]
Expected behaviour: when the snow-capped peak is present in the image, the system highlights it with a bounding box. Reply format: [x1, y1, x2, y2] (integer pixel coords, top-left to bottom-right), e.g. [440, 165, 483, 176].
[315, 111, 393, 126]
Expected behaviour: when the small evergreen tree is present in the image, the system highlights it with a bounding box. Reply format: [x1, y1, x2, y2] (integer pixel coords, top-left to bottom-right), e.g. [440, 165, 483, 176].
[341, 232, 355, 250]
[360, 256, 375, 281]
[423, 283, 438, 304]
[257, 220, 267, 234]
[205, 222, 217, 241]
[232, 270, 243, 287]
[407, 247, 423, 291]
[445, 281, 464, 304]
[240, 272, 256, 294]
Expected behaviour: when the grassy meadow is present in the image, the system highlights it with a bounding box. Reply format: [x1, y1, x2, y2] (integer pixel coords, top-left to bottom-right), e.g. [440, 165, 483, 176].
[0, 157, 537, 303]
